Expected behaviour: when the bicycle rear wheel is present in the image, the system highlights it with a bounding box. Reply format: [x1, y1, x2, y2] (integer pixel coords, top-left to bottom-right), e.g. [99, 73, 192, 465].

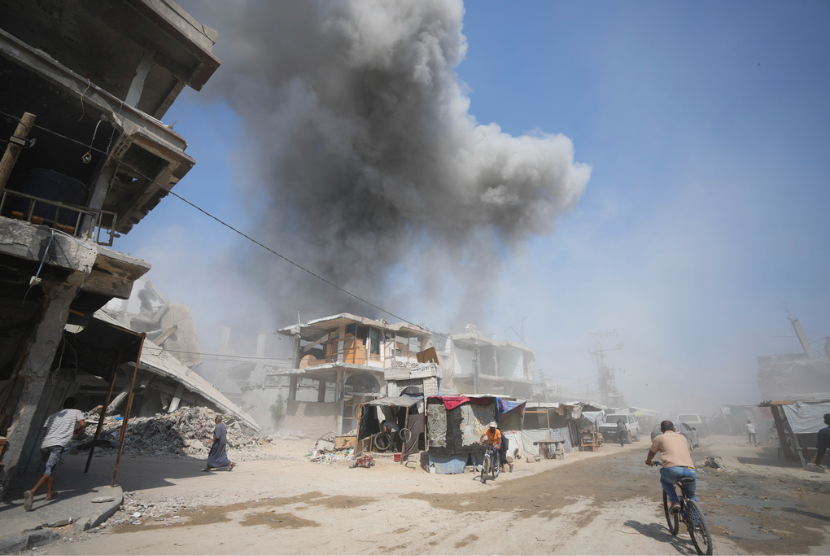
[492, 451, 500, 480]
[480, 455, 488, 484]
[663, 490, 679, 535]
[686, 499, 713, 555]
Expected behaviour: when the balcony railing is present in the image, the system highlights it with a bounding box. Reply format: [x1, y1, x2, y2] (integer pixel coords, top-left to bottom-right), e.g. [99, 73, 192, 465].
[0, 189, 117, 246]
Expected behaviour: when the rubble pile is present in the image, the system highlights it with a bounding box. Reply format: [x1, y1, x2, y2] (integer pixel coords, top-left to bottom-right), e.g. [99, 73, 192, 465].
[81, 406, 268, 459]
[308, 450, 354, 465]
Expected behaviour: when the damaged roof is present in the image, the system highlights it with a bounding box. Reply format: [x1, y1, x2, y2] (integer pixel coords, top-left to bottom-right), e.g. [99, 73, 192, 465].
[277, 312, 430, 341]
[91, 310, 260, 431]
[448, 332, 535, 354]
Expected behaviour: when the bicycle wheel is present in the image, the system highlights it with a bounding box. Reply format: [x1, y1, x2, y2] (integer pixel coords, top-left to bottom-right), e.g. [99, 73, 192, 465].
[480, 455, 488, 484]
[663, 490, 679, 535]
[374, 432, 392, 451]
[686, 500, 713, 555]
[492, 452, 500, 480]
[398, 428, 412, 443]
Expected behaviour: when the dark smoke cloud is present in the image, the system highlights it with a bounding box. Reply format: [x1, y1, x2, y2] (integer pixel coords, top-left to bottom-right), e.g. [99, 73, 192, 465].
[186, 0, 590, 326]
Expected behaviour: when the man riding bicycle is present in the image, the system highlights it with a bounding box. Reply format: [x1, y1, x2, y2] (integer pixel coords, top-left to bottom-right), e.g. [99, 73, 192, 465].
[479, 421, 501, 465]
[646, 420, 697, 514]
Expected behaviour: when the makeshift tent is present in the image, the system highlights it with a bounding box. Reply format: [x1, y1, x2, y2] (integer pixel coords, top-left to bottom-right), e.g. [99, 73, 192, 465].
[426, 395, 498, 473]
[520, 402, 573, 457]
[356, 396, 424, 461]
[763, 400, 828, 465]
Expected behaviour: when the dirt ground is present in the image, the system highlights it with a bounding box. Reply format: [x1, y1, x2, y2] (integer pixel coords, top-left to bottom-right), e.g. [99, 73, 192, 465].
[28, 434, 830, 555]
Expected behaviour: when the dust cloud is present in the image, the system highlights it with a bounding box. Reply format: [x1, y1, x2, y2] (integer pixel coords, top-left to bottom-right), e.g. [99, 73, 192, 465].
[182, 0, 589, 328]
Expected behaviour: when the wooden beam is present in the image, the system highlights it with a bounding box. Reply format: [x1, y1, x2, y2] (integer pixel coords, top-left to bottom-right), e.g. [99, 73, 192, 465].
[0, 112, 36, 194]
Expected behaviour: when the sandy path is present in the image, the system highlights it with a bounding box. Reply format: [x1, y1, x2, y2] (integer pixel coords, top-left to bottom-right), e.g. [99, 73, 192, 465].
[34, 435, 830, 554]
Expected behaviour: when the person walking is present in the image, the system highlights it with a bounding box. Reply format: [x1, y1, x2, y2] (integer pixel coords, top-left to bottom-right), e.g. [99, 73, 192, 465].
[616, 417, 626, 447]
[203, 415, 234, 472]
[813, 414, 830, 467]
[23, 397, 85, 511]
[745, 420, 757, 446]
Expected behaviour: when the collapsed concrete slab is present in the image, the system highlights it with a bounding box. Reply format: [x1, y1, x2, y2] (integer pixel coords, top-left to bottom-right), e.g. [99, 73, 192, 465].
[91, 310, 259, 432]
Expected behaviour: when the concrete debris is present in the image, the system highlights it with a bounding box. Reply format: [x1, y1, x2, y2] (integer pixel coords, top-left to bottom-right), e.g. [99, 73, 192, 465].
[704, 456, 726, 470]
[308, 450, 354, 465]
[78, 406, 269, 459]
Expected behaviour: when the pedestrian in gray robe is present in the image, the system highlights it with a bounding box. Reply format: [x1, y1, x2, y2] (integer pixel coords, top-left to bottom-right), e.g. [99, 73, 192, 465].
[203, 415, 234, 471]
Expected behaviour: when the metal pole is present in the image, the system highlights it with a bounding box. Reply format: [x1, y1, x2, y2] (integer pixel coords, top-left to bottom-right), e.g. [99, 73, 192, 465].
[84, 348, 121, 473]
[112, 335, 145, 487]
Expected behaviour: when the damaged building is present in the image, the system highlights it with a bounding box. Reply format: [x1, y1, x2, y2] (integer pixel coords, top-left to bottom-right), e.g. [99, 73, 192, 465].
[0, 0, 220, 498]
[757, 316, 830, 466]
[242, 313, 438, 436]
[442, 325, 536, 399]
[757, 316, 830, 402]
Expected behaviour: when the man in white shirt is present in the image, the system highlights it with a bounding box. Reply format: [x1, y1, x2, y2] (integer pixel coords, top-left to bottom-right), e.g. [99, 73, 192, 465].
[23, 397, 85, 511]
[745, 420, 757, 446]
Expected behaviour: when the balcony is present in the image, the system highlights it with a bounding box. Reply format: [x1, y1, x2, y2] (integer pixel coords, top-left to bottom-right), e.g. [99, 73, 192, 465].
[0, 189, 117, 246]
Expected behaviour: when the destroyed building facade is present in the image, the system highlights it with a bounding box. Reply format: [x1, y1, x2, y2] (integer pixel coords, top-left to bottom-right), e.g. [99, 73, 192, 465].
[441, 326, 536, 399]
[240, 313, 436, 436]
[0, 0, 220, 497]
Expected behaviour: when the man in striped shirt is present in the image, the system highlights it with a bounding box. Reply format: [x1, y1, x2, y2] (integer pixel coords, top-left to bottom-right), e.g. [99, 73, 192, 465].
[23, 397, 86, 511]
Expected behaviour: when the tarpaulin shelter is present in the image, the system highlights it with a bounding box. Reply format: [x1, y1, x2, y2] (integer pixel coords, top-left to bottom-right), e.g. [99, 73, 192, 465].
[762, 400, 830, 465]
[426, 395, 497, 474]
[520, 402, 574, 457]
[355, 396, 424, 462]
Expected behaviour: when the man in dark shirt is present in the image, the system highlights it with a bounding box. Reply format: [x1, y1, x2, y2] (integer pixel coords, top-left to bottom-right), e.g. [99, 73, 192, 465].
[814, 414, 830, 466]
[616, 417, 626, 447]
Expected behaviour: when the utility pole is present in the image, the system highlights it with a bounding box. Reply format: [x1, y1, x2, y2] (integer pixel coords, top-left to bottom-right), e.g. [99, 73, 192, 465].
[589, 331, 626, 408]
[473, 337, 480, 395]
[788, 316, 816, 358]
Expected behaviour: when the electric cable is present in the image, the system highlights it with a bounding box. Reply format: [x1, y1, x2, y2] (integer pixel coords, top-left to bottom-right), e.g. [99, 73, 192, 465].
[0, 109, 446, 338]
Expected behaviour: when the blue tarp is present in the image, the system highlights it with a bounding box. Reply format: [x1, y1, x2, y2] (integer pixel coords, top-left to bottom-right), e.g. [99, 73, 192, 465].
[497, 398, 526, 416]
[428, 453, 468, 474]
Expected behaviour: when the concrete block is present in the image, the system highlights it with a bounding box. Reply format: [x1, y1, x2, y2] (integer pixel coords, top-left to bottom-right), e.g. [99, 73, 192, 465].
[0, 529, 58, 555]
[72, 488, 122, 534]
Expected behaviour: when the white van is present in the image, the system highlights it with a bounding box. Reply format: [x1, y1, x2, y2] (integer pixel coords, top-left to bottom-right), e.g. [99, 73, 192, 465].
[676, 414, 707, 436]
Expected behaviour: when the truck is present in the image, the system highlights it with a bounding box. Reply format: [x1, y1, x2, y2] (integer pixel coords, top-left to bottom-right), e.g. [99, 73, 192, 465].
[599, 413, 641, 444]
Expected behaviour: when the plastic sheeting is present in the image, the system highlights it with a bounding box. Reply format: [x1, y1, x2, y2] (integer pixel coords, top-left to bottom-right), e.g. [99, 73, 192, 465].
[429, 453, 467, 474]
[497, 398, 526, 415]
[582, 410, 605, 423]
[781, 401, 830, 434]
[502, 431, 524, 461]
[516, 427, 573, 456]
[521, 429, 550, 457]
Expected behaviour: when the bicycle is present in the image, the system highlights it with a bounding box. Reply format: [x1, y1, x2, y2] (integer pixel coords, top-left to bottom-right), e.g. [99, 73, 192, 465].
[651, 461, 713, 555]
[480, 445, 500, 484]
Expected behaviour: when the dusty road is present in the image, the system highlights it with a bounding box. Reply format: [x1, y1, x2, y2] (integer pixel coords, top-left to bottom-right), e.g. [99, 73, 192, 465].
[25, 435, 830, 554]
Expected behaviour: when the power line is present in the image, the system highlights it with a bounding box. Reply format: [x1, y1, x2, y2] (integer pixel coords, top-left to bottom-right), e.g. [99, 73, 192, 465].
[1, 110, 450, 340]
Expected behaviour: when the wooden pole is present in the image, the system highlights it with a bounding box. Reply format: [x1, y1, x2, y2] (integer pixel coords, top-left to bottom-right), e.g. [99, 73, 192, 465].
[771, 405, 796, 462]
[112, 335, 145, 487]
[355, 404, 363, 456]
[402, 406, 410, 463]
[0, 112, 36, 194]
[84, 349, 121, 473]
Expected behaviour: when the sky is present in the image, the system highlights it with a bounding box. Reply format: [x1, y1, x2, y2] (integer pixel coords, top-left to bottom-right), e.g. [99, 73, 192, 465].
[118, 1, 830, 414]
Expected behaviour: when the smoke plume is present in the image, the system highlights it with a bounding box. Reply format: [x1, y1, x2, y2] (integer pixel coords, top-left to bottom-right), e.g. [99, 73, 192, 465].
[189, 0, 590, 326]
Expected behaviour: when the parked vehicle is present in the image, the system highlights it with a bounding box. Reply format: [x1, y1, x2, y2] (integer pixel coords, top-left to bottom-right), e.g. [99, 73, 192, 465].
[599, 413, 641, 443]
[651, 422, 700, 450]
[677, 414, 708, 436]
